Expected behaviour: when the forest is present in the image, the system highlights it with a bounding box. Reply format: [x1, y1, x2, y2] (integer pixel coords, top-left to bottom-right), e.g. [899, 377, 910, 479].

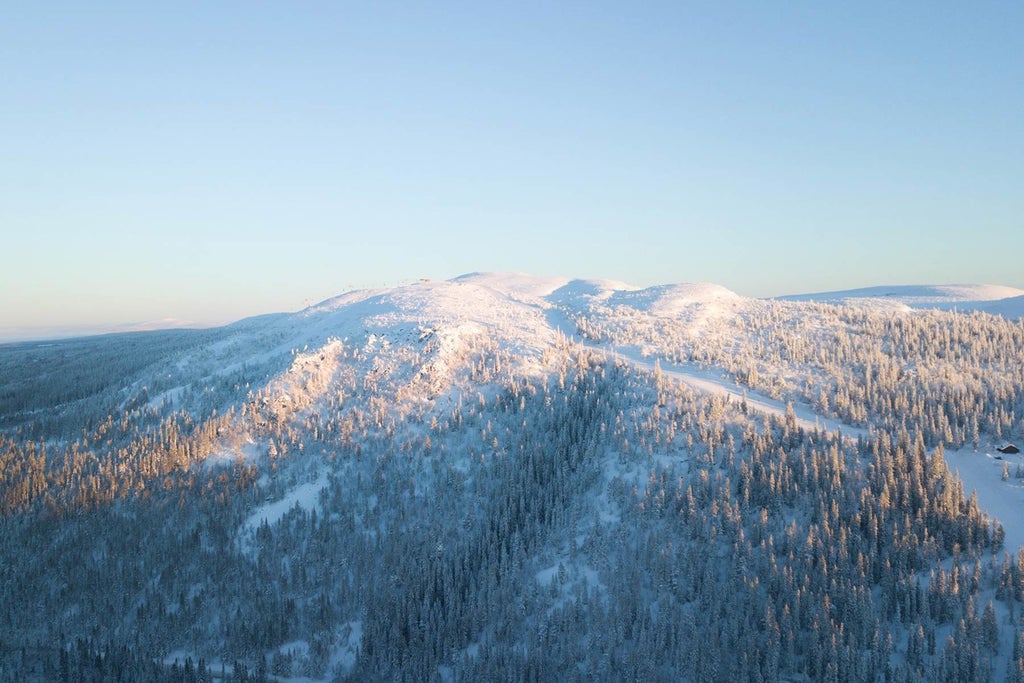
[2, 277, 1024, 681]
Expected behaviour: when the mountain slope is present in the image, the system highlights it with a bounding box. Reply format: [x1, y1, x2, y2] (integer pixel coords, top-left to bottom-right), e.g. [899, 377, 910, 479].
[2, 272, 1024, 681]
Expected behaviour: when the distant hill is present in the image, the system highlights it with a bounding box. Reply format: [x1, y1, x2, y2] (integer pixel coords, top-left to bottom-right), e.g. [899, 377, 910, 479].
[777, 283, 1024, 317]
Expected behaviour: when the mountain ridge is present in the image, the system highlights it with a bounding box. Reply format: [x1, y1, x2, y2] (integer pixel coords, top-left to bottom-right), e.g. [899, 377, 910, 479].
[6, 273, 1024, 344]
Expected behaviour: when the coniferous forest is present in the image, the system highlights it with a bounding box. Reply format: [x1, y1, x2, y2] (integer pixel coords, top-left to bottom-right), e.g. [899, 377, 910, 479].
[2, 275, 1024, 681]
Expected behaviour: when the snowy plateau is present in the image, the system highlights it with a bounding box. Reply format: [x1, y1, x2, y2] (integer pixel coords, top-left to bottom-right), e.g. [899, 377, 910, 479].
[3, 272, 1024, 681]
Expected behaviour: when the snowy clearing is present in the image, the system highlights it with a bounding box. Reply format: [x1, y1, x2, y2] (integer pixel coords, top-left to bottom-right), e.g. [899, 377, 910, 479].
[948, 447, 1024, 553]
[241, 470, 330, 539]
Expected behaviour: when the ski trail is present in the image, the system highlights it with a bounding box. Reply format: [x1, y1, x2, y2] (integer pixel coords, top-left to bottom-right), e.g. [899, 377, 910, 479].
[600, 346, 869, 438]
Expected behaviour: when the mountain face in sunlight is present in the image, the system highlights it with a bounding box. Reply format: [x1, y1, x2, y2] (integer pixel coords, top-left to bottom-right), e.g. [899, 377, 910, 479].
[2, 272, 1024, 681]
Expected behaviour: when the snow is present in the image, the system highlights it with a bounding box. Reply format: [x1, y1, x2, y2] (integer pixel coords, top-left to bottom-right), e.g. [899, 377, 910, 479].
[779, 284, 1024, 318]
[780, 283, 1024, 303]
[303, 287, 389, 315]
[249, 272, 1024, 554]
[121, 272, 1024, 570]
[143, 272, 1024, 560]
[15, 270, 1024, 682]
[599, 346, 869, 438]
[273, 275, 572, 374]
[947, 446, 1024, 553]
[535, 564, 561, 585]
[203, 441, 259, 468]
[453, 271, 573, 299]
[976, 294, 1024, 319]
[145, 385, 186, 409]
[607, 282, 742, 316]
[544, 277, 643, 305]
[242, 470, 329, 536]
[329, 620, 362, 676]
[661, 361, 867, 437]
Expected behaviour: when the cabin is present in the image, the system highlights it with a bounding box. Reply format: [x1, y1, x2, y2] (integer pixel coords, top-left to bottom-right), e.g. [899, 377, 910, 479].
[996, 444, 1020, 455]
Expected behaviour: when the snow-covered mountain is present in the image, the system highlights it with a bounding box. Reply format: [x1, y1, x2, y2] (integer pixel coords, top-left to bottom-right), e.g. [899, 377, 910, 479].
[779, 283, 1024, 317]
[2, 272, 1024, 681]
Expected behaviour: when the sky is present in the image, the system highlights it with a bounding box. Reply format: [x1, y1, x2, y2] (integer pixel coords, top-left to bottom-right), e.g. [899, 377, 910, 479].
[2, 1, 1022, 339]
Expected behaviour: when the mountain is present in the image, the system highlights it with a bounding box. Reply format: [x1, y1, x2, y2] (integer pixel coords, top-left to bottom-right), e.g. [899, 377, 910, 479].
[779, 283, 1024, 317]
[2, 272, 1024, 681]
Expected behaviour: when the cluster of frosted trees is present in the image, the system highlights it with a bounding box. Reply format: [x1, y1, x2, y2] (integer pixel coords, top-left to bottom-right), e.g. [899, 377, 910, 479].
[0, 326, 295, 515]
[574, 301, 1024, 449]
[1, 301, 1023, 680]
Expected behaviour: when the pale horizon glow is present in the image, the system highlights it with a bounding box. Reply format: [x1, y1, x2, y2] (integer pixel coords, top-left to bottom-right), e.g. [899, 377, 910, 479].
[2, 2, 1022, 341]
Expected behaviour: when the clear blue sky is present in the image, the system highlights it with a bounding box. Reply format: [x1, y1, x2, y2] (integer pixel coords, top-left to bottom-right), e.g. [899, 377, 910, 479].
[2, 1, 1021, 338]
